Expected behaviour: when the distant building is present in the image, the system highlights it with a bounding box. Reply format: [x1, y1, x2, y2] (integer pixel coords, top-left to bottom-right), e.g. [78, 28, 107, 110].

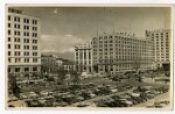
[7, 8, 41, 76]
[56, 58, 63, 66]
[145, 29, 170, 70]
[41, 55, 57, 73]
[91, 32, 154, 75]
[63, 61, 76, 72]
[74, 44, 92, 73]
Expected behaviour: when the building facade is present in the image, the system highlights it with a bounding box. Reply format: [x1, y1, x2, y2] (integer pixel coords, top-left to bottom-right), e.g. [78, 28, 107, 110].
[63, 61, 76, 72]
[7, 8, 41, 77]
[74, 44, 92, 73]
[145, 29, 170, 70]
[91, 32, 154, 75]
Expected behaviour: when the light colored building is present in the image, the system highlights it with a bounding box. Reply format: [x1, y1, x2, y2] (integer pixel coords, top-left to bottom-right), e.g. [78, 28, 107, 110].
[74, 43, 92, 73]
[7, 8, 41, 77]
[63, 61, 76, 72]
[91, 32, 154, 75]
[145, 29, 170, 69]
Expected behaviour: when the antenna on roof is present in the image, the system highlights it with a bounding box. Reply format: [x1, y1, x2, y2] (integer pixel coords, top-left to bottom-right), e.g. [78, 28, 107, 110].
[112, 23, 115, 34]
[96, 24, 99, 37]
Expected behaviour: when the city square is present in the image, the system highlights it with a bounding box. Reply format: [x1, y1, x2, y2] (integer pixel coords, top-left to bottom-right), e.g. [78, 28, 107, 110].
[6, 7, 172, 109]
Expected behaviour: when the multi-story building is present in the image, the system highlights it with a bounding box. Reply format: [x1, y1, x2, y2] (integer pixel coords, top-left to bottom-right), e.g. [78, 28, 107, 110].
[74, 44, 92, 73]
[145, 29, 170, 70]
[91, 32, 154, 75]
[63, 61, 76, 72]
[7, 8, 41, 77]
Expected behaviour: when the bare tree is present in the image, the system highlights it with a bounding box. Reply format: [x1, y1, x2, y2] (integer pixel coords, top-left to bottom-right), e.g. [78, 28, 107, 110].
[71, 71, 80, 85]
[57, 66, 67, 85]
[8, 73, 20, 97]
[132, 57, 141, 73]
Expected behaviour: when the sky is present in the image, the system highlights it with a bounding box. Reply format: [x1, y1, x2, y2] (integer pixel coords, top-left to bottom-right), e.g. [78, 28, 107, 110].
[12, 7, 171, 60]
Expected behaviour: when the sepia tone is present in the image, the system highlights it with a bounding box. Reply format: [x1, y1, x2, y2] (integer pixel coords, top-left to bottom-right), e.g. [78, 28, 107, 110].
[6, 6, 173, 109]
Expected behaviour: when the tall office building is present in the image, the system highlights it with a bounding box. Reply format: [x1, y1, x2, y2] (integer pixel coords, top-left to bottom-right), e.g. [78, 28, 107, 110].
[91, 32, 153, 75]
[74, 44, 92, 73]
[145, 29, 170, 69]
[7, 8, 41, 77]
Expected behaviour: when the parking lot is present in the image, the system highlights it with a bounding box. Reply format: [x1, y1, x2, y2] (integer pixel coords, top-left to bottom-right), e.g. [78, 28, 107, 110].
[8, 70, 170, 108]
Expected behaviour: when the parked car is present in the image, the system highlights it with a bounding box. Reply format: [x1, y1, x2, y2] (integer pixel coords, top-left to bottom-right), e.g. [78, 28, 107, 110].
[19, 93, 28, 99]
[77, 103, 89, 107]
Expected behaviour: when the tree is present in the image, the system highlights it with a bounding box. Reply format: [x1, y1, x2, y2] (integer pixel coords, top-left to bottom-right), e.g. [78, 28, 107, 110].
[93, 64, 98, 73]
[138, 75, 142, 82]
[71, 71, 80, 85]
[57, 66, 67, 85]
[8, 73, 20, 97]
[132, 55, 142, 76]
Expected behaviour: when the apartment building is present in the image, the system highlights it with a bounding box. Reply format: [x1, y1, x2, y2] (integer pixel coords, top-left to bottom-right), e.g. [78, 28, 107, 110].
[145, 29, 170, 70]
[74, 44, 92, 73]
[91, 32, 154, 75]
[7, 8, 41, 77]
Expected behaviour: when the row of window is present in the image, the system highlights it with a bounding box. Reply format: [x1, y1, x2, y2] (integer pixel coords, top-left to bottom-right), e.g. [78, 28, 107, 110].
[8, 16, 38, 25]
[8, 44, 38, 50]
[76, 61, 91, 65]
[8, 30, 38, 37]
[93, 36, 146, 42]
[96, 40, 147, 44]
[8, 23, 38, 31]
[98, 65, 136, 71]
[8, 37, 38, 43]
[8, 58, 39, 63]
[8, 51, 38, 56]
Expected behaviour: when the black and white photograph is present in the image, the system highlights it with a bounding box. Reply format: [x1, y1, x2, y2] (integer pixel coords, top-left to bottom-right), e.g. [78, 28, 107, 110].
[5, 5, 173, 109]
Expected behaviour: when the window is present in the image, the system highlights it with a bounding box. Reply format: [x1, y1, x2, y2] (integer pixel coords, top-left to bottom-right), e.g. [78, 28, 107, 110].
[8, 37, 11, 42]
[8, 23, 11, 28]
[24, 32, 29, 36]
[33, 52, 37, 56]
[24, 18, 29, 23]
[8, 58, 11, 63]
[33, 46, 37, 50]
[15, 68, 20, 72]
[14, 17, 20, 22]
[24, 25, 29, 30]
[24, 39, 29, 43]
[15, 38, 20, 42]
[24, 58, 29, 63]
[33, 58, 38, 63]
[15, 58, 20, 63]
[33, 67, 37, 71]
[14, 24, 20, 29]
[32, 33, 37, 37]
[8, 51, 11, 56]
[32, 20, 37, 25]
[8, 30, 11, 35]
[24, 52, 29, 56]
[14, 44, 20, 49]
[14, 17, 17, 21]
[27, 19, 29, 23]
[33, 40, 37, 43]
[32, 27, 37, 31]
[14, 31, 20, 36]
[14, 51, 20, 56]
[8, 44, 11, 49]
[24, 45, 29, 50]
[8, 16, 11, 21]
[24, 67, 29, 72]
